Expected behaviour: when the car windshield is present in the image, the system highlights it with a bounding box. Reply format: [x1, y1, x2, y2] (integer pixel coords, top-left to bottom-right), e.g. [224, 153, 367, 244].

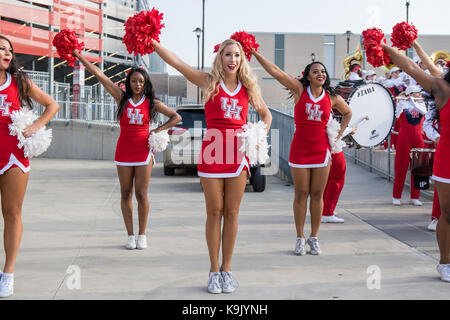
[177, 109, 206, 129]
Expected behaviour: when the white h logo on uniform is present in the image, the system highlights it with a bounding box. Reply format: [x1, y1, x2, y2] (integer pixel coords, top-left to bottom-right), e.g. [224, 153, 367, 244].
[221, 97, 242, 120]
[305, 103, 323, 121]
[127, 108, 143, 124]
[0, 94, 11, 116]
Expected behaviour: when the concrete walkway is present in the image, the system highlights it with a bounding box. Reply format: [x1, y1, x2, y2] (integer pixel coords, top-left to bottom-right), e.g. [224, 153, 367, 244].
[0, 157, 448, 300]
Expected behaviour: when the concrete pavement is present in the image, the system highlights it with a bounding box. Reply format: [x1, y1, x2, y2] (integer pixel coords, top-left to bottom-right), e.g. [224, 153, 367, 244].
[0, 156, 448, 300]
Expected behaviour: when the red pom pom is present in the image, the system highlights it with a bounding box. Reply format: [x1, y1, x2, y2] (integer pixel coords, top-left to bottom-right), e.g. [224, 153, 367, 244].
[230, 31, 259, 61]
[123, 8, 165, 56]
[213, 43, 221, 53]
[52, 29, 85, 67]
[362, 28, 391, 68]
[391, 21, 418, 51]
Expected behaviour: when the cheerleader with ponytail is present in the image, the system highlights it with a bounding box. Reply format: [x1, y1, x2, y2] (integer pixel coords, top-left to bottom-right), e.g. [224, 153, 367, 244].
[252, 49, 351, 256]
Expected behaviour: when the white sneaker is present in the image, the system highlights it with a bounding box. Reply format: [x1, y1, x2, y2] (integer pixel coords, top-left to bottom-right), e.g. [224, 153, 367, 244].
[427, 219, 438, 232]
[0, 273, 14, 298]
[307, 237, 322, 255]
[294, 237, 306, 256]
[221, 271, 238, 293]
[207, 272, 222, 294]
[125, 235, 136, 250]
[411, 199, 423, 206]
[322, 214, 345, 223]
[436, 264, 450, 282]
[392, 198, 401, 206]
[136, 235, 147, 249]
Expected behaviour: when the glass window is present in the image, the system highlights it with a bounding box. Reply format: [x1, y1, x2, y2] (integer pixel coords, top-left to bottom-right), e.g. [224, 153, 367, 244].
[323, 35, 335, 79]
[274, 34, 285, 71]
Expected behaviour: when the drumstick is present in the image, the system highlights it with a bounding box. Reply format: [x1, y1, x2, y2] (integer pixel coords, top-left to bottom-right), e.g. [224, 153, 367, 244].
[343, 115, 370, 137]
[351, 115, 370, 127]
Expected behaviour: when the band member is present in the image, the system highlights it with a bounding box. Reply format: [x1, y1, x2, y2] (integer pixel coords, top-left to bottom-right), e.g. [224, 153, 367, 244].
[364, 70, 377, 82]
[72, 50, 181, 251]
[383, 43, 450, 283]
[151, 39, 272, 294]
[348, 64, 363, 81]
[392, 85, 426, 206]
[0, 35, 59, 297]
[252, 51, 351, 255]
[322, 151, 346, 223]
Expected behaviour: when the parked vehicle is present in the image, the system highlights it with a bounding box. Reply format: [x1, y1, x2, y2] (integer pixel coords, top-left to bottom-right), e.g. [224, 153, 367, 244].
[163, 104, 266, 192]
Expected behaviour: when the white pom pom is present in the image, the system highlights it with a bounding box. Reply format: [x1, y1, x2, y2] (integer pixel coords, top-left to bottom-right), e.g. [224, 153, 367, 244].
[237, 120, 270, 166]
[148, 122, 170, 152]
[326, 117, 347, 154]
[8, 107, 53, 158]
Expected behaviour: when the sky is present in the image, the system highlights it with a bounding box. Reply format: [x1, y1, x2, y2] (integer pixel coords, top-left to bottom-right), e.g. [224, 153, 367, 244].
[146, 0, 450, 74]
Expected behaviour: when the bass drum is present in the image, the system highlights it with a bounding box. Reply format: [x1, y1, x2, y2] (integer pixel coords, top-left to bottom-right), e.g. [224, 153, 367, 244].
[335, 81, 395, 148]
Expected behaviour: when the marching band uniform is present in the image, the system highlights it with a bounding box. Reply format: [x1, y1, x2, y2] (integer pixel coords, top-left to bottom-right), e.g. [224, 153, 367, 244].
[323, 109, 346, 223]
[0, 72, 30, 175]
[197, 80, 250, 177]
[289, 87, 331, 168]
[114, 96, 155, 166]
[322, 151, 346, 223]
[392, 86, 426, 205]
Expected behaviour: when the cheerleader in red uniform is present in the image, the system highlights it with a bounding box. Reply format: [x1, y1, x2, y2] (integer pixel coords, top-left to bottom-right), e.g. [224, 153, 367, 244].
[383, 43, 450, 282]
[392, 85, 426, 206]
[0, 35, 59, 298]
[72, 50, 181, 251]
[151, 39, 272, 294]
[252, 51, 351, 256]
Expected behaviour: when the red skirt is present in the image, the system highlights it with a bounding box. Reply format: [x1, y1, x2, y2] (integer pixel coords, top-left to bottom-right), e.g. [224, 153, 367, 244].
[289, 127, 331, 168]
[0, 124, 30, 174]
[197, 127, 250, 178]
[432, 132, 450, 183]
[114, 128, 154, 166]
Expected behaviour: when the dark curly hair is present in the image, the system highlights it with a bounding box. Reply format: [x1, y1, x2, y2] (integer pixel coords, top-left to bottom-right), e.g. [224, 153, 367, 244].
[116, 67, 158, 121]
[288, 61, 335, 99]
[0, 35, 33, 108]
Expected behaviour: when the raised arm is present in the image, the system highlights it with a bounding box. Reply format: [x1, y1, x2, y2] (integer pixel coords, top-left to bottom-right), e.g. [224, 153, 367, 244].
[251, 93, 272, 133]
[331, 95, 352, 139]
[72, 50, 123, 102]
[151, 40, 210, 90]
[411, 40, 443, 78]
[251, 49, 303, 99]
[150, 100, 182, 133]
[382, 44, 437, 93]
[22, 80, 60, 138]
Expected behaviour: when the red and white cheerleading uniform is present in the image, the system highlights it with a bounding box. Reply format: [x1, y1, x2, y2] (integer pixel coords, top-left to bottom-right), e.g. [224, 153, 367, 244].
[197, 80, 250, 178]
[393, 101, 426, 199]
[289, 86, 331, 168]
[0, 72, 30, 175]
[432, 98, 450, 184]
[114, 96, 154, 166]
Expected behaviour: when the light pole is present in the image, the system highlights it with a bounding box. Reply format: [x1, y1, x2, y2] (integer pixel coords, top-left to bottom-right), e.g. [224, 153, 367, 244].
[406, 0, 410, 22]
[406, 0, 411, 57]
[201, 0, 205, 72]
[346, 30, 351, 54]
[193, 27, 202, 104]
[311, 53, 316, 62]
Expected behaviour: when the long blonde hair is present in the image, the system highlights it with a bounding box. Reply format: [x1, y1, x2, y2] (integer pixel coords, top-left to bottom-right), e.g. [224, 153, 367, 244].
[204, 39, 262, 109]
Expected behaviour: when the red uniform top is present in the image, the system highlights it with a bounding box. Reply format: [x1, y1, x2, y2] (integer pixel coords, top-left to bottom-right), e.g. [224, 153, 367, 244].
[114, 96, 154, 166]
[0, 72, 30, 174]
[432, 98, 450, 183]
[197, 80, 250, 178]
[289, 86, 332, 167]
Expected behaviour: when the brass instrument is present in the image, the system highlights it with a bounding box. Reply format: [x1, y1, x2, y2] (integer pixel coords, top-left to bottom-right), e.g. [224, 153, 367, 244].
[430, 50, 450, 64]
[343, 44, 363, 79]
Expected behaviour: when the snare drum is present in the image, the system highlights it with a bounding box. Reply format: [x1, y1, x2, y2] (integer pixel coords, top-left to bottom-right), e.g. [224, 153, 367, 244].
[410, 148, 435, 190]
[334, 81, 396, 148]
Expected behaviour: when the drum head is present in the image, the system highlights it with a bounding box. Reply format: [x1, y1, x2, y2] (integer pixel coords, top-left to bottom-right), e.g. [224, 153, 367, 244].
[347, 83, 395, 148]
